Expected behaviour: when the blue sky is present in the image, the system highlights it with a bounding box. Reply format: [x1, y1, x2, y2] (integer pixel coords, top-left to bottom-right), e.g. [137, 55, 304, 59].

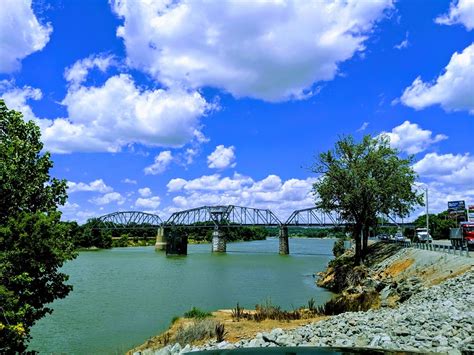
[1, 0, 473, 222]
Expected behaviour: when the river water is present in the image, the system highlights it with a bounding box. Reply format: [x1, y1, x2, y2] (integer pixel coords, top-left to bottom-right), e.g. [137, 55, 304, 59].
[29, 238, 335, 354]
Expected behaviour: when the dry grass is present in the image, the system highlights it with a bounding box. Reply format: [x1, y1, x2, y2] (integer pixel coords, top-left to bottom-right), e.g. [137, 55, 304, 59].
[128, 309, 327, 353]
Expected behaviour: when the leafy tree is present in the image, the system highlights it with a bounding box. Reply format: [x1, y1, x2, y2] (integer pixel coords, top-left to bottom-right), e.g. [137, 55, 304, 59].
[414, 210, 458, 240]
[312, 135, 422, 264]
[0, 100, 76, 352]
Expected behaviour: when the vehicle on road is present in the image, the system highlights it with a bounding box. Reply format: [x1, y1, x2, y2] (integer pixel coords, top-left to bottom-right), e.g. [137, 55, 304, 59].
[394, 231, 406, 242]
[415, 228, 432, 243]
[450, 222, 474, 250]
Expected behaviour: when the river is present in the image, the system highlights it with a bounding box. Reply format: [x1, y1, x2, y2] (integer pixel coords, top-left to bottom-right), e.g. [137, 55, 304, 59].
[29, 238, 335, 354]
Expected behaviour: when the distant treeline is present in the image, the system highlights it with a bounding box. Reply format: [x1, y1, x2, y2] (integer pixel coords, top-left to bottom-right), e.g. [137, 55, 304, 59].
[61, 219, 271, 249]
[171, 222, 269, 243]
[61, 218, 157, 249]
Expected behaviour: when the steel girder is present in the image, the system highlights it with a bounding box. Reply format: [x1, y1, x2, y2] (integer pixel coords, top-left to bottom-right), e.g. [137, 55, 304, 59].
[165, 205, 282, 227]
[285, 207, 345, 227]
[97, 211, 163, 229]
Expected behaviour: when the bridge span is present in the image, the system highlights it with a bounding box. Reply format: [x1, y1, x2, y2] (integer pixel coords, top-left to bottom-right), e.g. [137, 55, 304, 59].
[96, 205, 413, 256]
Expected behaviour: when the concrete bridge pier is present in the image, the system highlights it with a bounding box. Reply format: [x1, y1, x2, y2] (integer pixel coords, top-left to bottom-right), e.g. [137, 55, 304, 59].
[279, 225, 289, 255]
[166, 228, 188, 256]
[155, 226, 168, 251]
[212, 226, 226, 253]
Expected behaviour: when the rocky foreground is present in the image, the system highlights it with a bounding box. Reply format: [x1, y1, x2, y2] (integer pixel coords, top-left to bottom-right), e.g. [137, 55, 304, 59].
[141, 268, 473, 354]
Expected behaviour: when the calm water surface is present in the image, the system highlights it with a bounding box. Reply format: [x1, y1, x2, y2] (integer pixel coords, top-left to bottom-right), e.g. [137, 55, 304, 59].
[29, 238, 335, 354]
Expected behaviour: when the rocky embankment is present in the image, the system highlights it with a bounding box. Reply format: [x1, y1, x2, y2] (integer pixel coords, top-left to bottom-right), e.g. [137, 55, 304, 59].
[133, 244, 474, 354]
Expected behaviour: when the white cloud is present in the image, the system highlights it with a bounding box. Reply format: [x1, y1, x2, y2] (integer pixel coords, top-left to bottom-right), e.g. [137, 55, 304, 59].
[0, 81, 42, 122]
[64, 54, 115, 88]
[111, 0, 394, 102]
[412, 151, 474, 215]
[394, 32, 409, 50]
[380, 121, 448, 154]
[135, 196, 161, 209]
[435, 0, 474, 30]
[165, 173, 316, 220]
[400, 43, 474, 114]
[167, 173, 253, 192]
[0, 0, 52, 73]
[207, 145, 236, 169]
[0, 73, 212, 153]
[90, 192, 125, 206]
[414, 152, 474, 186]
[138, 187, 152, 197]
[122, 178, 137, 184]
[356, 121, 369, 132]
[144, 151, 173, 175]
[67, 179, 113, 193]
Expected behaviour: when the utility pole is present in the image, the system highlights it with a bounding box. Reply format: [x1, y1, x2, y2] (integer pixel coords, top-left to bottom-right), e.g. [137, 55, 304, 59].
[425, 187, 429, 234]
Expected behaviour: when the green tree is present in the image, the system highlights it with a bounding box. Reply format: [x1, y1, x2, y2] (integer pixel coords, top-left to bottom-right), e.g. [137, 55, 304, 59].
[414, 210, 458, 240]
[0, 100, 76, 352]
[312, 135, 422, 264]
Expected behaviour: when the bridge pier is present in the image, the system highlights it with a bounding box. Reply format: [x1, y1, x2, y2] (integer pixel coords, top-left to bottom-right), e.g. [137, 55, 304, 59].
[155, 226, 168, 251]
[212, 227, 226, 253]
[166, 228, 188, 256]
[279, 225, 289, 255]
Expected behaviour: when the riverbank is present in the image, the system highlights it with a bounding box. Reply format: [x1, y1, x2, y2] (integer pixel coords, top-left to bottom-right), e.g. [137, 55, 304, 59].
[131, 242, 473, 354]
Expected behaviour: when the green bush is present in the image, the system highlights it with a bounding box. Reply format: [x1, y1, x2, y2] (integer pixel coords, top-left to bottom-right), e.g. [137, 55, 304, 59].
[332, 238, 345, 257]
[183, 307, 212, 319]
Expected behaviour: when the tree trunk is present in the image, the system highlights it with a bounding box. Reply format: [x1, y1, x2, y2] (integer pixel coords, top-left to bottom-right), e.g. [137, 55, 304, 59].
[362, 224, 369, 258]
[354, 225, 362, 265]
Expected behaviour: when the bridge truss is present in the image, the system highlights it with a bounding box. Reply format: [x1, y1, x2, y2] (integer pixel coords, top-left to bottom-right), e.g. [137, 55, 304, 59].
[165, 205, 282, 227]
[97, 211, 163, 229]
[285, 207, 345, 227]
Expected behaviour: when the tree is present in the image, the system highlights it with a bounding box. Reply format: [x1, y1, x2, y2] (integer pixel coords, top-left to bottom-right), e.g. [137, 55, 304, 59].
[312, 135, 423, 264]
[414, 210, 458, 240]
[0, 100, 76, 352]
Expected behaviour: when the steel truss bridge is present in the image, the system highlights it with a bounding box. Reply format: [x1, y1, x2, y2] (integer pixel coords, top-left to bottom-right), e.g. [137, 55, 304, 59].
[96, 206, 413, 230]
[97, 211, 163, 229]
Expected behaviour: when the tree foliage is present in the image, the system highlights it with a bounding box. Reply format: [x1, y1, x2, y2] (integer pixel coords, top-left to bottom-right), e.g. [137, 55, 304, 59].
[0, 100, 76, 352]
[312, 135, 423, 263]
[414, 210, 458, 240]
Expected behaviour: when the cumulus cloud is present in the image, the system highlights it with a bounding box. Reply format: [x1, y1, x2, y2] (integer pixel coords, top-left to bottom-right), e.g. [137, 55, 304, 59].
[135, 196, 161, 209]
[166, 173, 316, 219]
[64, 54, 115, 88]
[380, 121, 448, 154]
[90, 192, 125, 205]
[0, 0, 52, 73]
[412, 151, 474, 215]
[207, 145, 236, 169]
[138, 187, 152, 197]
[144, 151, 173, 175]
[435, 0, 474, 30]
[167, 173, 253, 192]
[67, 179, 113, 193]
[0, 80, 42, 122]
[400, 43, 474, 114]
[0, 73, 212, 153]
[111, 0, 393, 102]
[414, 152, 474, 186]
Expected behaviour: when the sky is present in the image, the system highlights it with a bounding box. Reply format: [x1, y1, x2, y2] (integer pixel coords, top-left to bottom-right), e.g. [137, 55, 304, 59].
[0, 0, 473, 223]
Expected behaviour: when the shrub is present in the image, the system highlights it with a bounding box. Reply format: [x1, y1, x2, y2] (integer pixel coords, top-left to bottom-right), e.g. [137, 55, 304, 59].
[174, 319, 217, 346]
[332, 238, 345, 257]
[183, 307, 212, 319]
[215, 323, 227, 342]
[231, 302, 245, 321]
